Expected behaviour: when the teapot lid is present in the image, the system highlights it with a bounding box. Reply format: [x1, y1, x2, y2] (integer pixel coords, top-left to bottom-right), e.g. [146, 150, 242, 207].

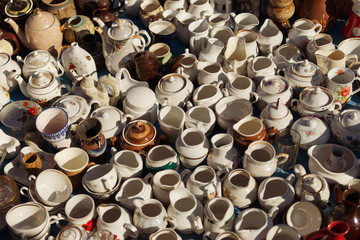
[261, 76, 289, 94]
[301, 175, 324, 194]
[265, 99, 289, 119]
[91, 106, 123, 133]
[159, 74, 186, 93]
[124, 120, 155, 145]
[5, 0, 33, 18]
[26, 8, 56, 31]
[0, 53, 10, 67]
[340, 109, 360, 131]
[109, 22, 133, 40]
[24, 50, 51, 69]
[290, 60, 318, 77]
[300, 87, 332, 109]
[29, 71, 53, 87]
[57, 225, 83, 240]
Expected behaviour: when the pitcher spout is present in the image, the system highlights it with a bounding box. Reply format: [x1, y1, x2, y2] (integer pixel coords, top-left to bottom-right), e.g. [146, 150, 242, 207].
[4, 18, 30, 50]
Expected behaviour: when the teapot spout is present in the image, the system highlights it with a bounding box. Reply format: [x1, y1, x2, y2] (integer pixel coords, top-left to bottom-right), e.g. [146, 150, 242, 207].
[7, 70, 28, 98]
[93, 18, 112, 59]
[4, 18, 30, 50]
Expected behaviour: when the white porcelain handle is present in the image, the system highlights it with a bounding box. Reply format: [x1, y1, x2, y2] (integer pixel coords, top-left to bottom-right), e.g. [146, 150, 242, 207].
[166, 216, 177, 229]
[124, 223, 139, 239]
[57, 61, 65, 77]
[191, 214, 204, 234]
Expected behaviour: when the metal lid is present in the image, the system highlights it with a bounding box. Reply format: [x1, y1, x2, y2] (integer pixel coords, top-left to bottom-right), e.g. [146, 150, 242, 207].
[24, 50, 51, 69]
[340, 109, 360, 131]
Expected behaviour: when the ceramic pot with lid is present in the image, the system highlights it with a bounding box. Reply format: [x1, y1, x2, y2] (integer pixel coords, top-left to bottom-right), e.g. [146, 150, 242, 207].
[326, 108, 360, 151]
[5, 8, 63, 59]
[290, 116, 331, 150]
[256, 75, 293, 110]
[17, 50, 64, 79]
[260, 99, 293, 132]
[0, 53, 22, 92]
[120, 120, 158, 152]
[281, 59, 324, 94]
[291, 86, 342, 119]
[90, 106, 133, 139]
[155, 73, 194, 107]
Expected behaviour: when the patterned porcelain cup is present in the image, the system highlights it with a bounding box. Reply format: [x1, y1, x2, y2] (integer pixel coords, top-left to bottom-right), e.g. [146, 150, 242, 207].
[326, 67, 360, 104]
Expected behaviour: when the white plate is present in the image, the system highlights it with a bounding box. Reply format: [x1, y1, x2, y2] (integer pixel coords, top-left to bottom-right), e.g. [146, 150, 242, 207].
[4, 146, 55, 186]
[285, 201, 322, 236]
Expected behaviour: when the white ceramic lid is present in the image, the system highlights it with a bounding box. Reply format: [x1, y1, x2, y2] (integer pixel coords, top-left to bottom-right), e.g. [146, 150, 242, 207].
[109, 22, 133, 40]
[265, 100, 289, 119]
[159, 74, 186, 93]
[57, 225, 83, 240]
[0, 53, 10, 67]
[29, 71, 53, 87]
[24, 50, 50, 68]
[302, 175, 323, 193]
[340, 109, 360, 131]
[126, 86, 156, 112]
[52, 95, 91, 124]
[291, 117, 330, 149]
[261, 76, 289, 94]
[290, 60, 317, 77]
[300, 87, 332, 109]
[91, 106, 123, 132]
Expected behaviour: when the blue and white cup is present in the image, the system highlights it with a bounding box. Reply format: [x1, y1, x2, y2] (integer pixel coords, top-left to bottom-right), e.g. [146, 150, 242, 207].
[35, 107, 69, 147]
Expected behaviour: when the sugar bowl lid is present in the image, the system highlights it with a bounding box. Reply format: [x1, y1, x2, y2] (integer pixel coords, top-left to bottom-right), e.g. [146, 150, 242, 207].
[290, 59, 318, 78]
[261, 76, 289, 94]
[301, 175, 324, 194]
[123, 120, 156, 145]
[24, 50, 51, 68]
[339, 109, 360, 131]
[158, 74, 186, 93]
[300, 87, 332, 110]
[125, 86, 156, 112]
[265, 98, 289, 119]
[91, 106, 125, 134]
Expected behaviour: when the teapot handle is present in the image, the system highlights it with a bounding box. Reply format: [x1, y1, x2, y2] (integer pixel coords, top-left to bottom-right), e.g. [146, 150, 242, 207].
[138, 30, 152, 47]
[203, 231, 216, 240]
[131, 35, 147, 52]
[314, 23, 323, 34]
[56, 61, 65, 77]
[143, 172, 154, 184]
[352, 77, 360, 96]
[275, 153, 290, 167]
[323, 112, 333, 126]
[249, 92, 259, 104]
[166, 216, 177, 229]
[0, 32, 20, 55]
[290, 99, 299, 112]
[19, 186, 29, 198]
[180, 168, 191, 183]
[59, 84, 72, 97]
[294, 164, 307, 179]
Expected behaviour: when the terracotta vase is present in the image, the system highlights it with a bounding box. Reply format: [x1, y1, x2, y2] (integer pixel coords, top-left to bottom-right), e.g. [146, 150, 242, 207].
[298, 0, 344, 32]
[304, 221, 349, 240]
[92, 0, 118, 27]
[328, 186, 360, 239]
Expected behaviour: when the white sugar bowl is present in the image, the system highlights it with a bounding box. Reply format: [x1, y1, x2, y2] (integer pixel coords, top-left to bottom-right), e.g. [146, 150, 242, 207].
[260, 99, 293, 132]
[290, 116, 330, 150]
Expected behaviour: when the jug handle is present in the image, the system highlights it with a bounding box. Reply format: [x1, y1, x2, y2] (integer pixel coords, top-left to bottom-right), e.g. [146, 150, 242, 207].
[191, 214, 204, 234]
[285, 173, 295, 185]
[352, 77, 360, 96]
[124, 223, 139, 239]
[294, 164, 307, 180]
[59, 84, 72, 97]
[314, 23, 322, 34]
[249, 92, 259, 104]
[56, 61, 65, 77]
[275, 153, 290, 167]
[334, 184, 346, 204]
[144, 172, 154, 185]
[268, 206, 279, 220]
[203, 231, 216, 240]
[290, 99, 299, 112]
[216, 168, 229, 182]
[266, 127, 279, 143]
[180, 168, 191, 183]
[19, 186, 29, 198]
[166, 216, 177, 229]
[346, 53, 358, 70]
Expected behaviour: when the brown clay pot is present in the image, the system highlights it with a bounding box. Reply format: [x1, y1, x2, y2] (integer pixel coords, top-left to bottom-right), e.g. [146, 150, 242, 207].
[22, 152, 42, 176]
[267, 2, 295, 24]
[133, 51, 159, 82]
[298, 0, 344, 32]
[120, 120, 158, 151]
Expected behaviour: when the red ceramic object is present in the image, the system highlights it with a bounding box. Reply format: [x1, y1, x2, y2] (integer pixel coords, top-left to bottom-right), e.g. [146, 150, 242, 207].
[0, 28, 20, 55]
[304, 221, 349, 240]
[343, 10, 360, 38]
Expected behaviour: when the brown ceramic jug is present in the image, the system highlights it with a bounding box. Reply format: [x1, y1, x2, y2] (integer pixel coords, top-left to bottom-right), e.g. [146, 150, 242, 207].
[133, 51, 159, 82]
[297, 0, 344, 32]
[304, 221, 349, 240]
[328, 185, 360, 239]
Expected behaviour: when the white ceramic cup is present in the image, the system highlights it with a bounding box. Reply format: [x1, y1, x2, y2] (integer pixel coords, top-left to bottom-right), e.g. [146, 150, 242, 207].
[54, 147, 89, 176]
[83, 163, 118, 193]
[30, 169, 73, 207]
[64, 194, 96, 226]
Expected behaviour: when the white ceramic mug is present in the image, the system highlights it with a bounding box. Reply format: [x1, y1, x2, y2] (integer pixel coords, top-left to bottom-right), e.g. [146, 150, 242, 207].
[64, 194, 96, 227]
[326, 67, 360, 104]
[83, 163, 119, 193]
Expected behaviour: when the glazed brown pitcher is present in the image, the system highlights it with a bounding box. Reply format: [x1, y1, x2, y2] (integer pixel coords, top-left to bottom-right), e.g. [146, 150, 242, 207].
[328, 185, 360, 239]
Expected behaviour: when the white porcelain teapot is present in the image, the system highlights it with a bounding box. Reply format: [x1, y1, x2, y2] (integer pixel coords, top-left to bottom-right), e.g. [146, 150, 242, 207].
[155, 73, 194, 107]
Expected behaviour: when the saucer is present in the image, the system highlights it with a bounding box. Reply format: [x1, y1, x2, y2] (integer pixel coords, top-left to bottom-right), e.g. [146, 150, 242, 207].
[4, 146, 55, 186]
[285, 201, 322, 236]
